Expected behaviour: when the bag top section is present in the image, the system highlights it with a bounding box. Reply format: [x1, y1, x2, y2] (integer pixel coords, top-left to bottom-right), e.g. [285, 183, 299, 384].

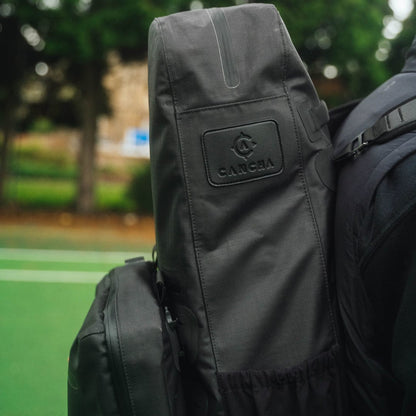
[149, 3, 315, 113]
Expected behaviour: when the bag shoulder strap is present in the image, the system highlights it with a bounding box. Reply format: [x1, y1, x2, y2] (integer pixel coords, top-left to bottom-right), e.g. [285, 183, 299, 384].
[334, 97, 416, 162]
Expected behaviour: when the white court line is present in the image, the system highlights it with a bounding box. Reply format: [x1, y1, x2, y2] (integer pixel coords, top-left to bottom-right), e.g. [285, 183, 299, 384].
[0, 269, 104, 284]
[0, 248, 151, 263]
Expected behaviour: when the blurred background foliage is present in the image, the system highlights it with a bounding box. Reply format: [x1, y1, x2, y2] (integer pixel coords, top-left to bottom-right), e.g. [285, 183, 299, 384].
[0, 0, 414, 216]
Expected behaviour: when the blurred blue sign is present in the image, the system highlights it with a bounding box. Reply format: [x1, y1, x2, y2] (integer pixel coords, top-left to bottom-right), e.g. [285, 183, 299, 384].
[122, 128, 150, 158]
[133, 129, 149, 145]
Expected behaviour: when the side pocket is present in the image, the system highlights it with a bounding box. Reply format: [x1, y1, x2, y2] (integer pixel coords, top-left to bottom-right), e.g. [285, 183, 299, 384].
[106, 262, 187, 416]
[217, 346, 344, 416]
[68, 262, 188, 416]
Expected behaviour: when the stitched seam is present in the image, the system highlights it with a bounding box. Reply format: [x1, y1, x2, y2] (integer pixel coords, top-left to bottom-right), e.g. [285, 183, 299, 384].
[276, 8, 338, 344]
[114, 272, 136, 416]
[355, 135, 416, 250]
[219, 364, 334, 392]
[179, 94, 286, 115]
[176, 116, 222, 369]
[160, 313, 175, 416]
[398, 106, 404, 122]
[358, 134, 416, 214]
[103, 271, 126, 415]
[157, 19, 221, 373]
[78, 330, 105, 342]
[78, 282, 111, 342]
[360, 194, 416, 273]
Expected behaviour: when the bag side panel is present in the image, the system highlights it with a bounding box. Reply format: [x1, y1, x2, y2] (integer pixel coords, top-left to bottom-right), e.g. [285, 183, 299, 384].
[68, 275, 120, 416]
[149, 4, 342, 415]
[148, 17, 221, 412]
[110, 261, 183, 416]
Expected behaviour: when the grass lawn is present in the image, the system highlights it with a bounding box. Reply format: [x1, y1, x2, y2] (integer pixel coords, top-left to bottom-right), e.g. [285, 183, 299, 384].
[0, 250, 152, 416]
[0, 281, 95, 416]
[0, 219, 153, 415]
[5, 177, 135, 212]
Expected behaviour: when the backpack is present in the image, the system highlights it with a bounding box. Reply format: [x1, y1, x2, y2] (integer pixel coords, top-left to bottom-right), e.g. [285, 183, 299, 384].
[67, 258, 186, 416]
[68, 4, 347, 415]
[332, 36, 416, 415]
[149, 4, 345, 415]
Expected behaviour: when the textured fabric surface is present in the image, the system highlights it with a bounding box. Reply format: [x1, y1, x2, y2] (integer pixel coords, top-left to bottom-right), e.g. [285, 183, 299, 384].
[68, 261, 184, 416]
[149, 4, 343, 415]
[333, 35, 416, 416]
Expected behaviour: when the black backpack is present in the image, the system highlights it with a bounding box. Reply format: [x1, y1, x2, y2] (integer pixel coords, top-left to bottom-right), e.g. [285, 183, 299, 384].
[67, 258, 186, 416]
[332, 36, 416, 416]
[68, 4, 346, 415]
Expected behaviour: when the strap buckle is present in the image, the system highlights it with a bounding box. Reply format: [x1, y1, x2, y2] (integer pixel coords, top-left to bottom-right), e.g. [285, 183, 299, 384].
[334, 130, 369, 162]
[334, 96, 416, 163]
[349, 132, 369, 159]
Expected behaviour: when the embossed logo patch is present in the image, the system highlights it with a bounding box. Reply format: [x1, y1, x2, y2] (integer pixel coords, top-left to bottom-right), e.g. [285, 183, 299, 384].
[202, 121, 283, 186]
[231, 133, 257, 160]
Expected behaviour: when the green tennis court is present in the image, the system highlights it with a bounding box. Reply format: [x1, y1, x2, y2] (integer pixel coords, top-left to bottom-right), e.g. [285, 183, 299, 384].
[0, 247, 151, 416]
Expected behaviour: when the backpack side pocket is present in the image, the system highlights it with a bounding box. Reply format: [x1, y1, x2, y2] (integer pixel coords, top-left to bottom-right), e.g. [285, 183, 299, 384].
[68, 260, 186, 416]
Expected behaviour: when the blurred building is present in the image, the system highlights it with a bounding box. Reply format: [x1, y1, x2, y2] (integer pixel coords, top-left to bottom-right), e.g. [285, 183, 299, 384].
[98, 53, 149, 159]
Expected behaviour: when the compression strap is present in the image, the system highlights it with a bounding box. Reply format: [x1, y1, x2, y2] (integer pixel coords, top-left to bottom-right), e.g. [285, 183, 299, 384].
[334, 97, 416, 162]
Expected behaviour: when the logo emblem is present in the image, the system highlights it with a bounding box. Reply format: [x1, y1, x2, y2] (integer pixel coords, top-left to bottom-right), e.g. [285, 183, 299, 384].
[231, 132, 257, 161]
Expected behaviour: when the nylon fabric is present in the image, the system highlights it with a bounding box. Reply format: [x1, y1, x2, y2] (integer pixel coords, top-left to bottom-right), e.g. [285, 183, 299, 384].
[333, 36, 416, 416]
[149, 4, 344, 415]
[218, 347, 342, 416]
[67, 261, 185, 416]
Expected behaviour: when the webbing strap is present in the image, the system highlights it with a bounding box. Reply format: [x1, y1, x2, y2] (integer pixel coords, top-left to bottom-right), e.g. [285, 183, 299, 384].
[334, 97, 416, 162]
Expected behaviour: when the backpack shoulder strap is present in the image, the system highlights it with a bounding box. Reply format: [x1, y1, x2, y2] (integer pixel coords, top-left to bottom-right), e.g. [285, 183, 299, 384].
[334, 97, 416, 162]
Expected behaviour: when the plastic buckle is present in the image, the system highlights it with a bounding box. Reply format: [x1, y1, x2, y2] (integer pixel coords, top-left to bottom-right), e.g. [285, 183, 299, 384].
[350, 132, 369, 159]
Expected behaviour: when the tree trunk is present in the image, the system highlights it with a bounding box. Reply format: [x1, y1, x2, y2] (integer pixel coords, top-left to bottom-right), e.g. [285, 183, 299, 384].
[77, 62, 99, 214]
[0, 106, 14, 206]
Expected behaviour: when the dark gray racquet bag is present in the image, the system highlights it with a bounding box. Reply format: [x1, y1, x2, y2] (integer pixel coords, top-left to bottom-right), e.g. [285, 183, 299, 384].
[149, 4, 346, 416]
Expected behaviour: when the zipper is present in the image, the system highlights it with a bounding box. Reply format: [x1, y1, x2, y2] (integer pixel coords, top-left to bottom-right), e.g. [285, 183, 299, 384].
[104, 273, 135, 415]
[207, 8, 240, 89]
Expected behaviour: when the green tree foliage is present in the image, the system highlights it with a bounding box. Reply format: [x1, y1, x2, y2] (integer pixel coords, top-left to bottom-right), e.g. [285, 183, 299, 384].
[127, 162, 153, 215]
[273, 0, 392, 105]
[34, 0, 169, 213]
[156, 0, 393, 105]
[12, 0, 175, 213]
[2, 0, 410, 213]
[174, 0, 392, 105]
[386, 5, 416, 74]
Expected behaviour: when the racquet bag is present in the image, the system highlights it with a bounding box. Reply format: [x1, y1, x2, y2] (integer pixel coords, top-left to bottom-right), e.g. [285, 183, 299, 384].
[149, 4, 346, 415]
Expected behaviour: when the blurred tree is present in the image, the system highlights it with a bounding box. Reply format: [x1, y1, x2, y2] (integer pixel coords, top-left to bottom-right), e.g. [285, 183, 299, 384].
[170, 0, 392, 105]
[1, 0, 402, 211]
[0, 3, 40, 205]
[17, 0, 174, 213]
[44, 0, 163, 213]
[273, 0, 391, 105]
[386, 5, 416, 74]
